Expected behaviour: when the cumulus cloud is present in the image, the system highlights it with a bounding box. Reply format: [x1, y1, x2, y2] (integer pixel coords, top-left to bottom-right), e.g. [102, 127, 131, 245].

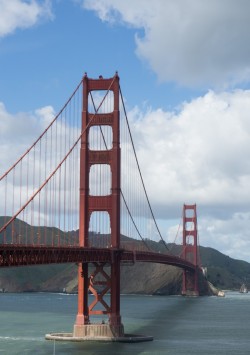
[129, 89, 250, 219]
[200, 212, 250, 261]
[82, 0, 250, 87]
[0, 102, 54, 175]
[0, 0, 53, 38]
[166, 212, 250, 262]
[0, 103, 81, 231]
[125, 89, 250, 260]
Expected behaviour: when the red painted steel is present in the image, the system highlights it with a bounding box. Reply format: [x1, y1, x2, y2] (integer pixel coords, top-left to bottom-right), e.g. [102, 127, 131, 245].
[182, 204, 199, 295]
[0, 245, 196, 270]
[75, 73, 122, 328]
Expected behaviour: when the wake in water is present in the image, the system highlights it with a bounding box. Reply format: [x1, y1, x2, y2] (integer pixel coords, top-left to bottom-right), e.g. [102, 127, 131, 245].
[0, 336, 44, 342]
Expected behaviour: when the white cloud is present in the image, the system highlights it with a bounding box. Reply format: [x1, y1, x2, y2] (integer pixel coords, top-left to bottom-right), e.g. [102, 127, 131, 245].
[0, 0, 53, 38]
[166, 212, 250, 262]
[82, 0, 250, 87]
[200, 212, 250, 262]
[128, 89, 250, 218]
[125, 89, 250, 260]
[0, 103, 81, 231]
[0, 102, 54, 174]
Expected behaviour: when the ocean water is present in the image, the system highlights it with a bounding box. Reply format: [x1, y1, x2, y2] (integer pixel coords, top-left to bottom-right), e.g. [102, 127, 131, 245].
[0, 291, 249, 354]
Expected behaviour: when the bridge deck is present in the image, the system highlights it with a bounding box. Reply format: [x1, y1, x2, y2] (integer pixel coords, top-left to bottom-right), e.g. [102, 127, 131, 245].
[0, 245, 195, 271]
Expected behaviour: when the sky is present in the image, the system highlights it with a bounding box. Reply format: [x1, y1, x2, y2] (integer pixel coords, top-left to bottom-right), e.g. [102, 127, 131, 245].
[1, 0, 250, 262]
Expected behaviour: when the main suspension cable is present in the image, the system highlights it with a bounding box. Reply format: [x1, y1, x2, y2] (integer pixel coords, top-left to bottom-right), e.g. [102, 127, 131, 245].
[0, 79, 83, 181]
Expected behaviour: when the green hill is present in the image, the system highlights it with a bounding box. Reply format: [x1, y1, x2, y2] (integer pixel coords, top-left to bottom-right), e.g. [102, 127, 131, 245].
[1, 218, 249, 294]
[199, 246, 250, 290]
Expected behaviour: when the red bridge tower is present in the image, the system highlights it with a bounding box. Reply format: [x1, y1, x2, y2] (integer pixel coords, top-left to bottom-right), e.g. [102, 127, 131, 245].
[74, 73, 124, 338]
[182, 204, 199, 296]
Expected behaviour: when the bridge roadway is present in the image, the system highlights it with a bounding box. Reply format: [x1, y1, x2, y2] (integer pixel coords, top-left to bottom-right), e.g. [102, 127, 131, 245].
[0, 245, 195, 271]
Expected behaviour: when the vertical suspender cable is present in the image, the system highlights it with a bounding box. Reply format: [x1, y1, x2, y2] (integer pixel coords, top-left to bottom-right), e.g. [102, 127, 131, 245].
[119, 87, 170, 253]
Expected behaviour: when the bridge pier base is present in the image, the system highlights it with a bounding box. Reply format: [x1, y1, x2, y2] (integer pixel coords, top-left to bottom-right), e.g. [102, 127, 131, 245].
[182, 267, 199, 296]
[182, 290, 199, 297]
[46, 318, 153, 343]
[45, 331, 153, 343]
[73, 323, 124, 339]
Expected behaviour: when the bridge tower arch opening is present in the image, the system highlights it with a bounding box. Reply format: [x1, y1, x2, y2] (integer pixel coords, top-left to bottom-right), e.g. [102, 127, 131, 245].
[182, 204, 199, 296]
[73, 73, 124, 338]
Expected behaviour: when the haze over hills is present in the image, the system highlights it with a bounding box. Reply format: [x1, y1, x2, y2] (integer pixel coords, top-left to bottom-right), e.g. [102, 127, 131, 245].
[0, 218, 250, 294]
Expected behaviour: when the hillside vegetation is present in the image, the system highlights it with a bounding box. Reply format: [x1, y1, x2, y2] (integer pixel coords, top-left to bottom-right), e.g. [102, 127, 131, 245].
[1, 218, 249, 294]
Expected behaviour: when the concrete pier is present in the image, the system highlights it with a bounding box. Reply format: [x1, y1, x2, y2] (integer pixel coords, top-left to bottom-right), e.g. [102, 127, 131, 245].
[45, 322, 153, 343]
[73, 323, 124, 338]
[182, 290, 199, 297]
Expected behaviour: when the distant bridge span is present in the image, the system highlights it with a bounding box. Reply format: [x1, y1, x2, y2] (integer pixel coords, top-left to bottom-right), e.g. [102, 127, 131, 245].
[0, 245, 196, 271]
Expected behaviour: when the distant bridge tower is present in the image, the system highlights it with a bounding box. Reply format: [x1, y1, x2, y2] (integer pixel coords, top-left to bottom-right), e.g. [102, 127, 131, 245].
[182, 204, 199, 296]
[74, 73, 124, 338]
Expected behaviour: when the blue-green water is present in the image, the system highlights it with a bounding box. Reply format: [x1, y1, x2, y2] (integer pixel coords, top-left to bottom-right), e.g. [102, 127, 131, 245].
[0, 292, 249, 354]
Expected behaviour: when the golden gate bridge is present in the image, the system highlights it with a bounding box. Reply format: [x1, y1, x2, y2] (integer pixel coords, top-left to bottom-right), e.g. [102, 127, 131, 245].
[0, 73, 203, 341]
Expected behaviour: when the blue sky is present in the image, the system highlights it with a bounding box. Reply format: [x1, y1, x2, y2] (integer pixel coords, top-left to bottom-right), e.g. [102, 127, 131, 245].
[2, 0, 250, 262]
[0, 0, 204, 113]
